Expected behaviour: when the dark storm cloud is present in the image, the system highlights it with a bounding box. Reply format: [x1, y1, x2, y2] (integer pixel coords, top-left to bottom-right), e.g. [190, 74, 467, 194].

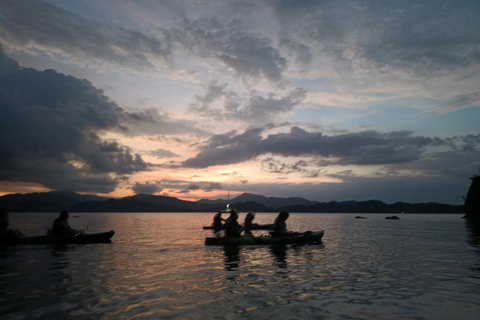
[182, 126, 477, 169]
[0, 0, 171, 70]
[0, 48, 147, 192]
[182, 128, 264, 168]
[132, 182, 162, 195]
[190, 81, 305, 123]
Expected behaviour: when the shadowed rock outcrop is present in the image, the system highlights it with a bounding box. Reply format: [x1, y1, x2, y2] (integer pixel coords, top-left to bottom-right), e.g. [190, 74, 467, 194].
[464, 175, 480, 222]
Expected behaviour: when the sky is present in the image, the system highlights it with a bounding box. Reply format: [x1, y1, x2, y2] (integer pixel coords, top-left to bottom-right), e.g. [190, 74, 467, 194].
[0, 0, 479, 205]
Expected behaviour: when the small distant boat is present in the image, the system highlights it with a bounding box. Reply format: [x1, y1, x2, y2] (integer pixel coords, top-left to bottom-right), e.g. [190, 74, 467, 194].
[205, 230, 324, 246]
[2, 231, 115, 245]
[385, 216, 400, 220]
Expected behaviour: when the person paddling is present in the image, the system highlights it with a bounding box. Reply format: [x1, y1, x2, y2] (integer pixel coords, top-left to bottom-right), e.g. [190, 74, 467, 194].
[223, 209, 242, 238]
[0, 207, 24, 239]
[212, 211, 225, 233]
[50, 211, 82, 236]
[243, 212, 255, 236]
[271, 211, 291, 237]
[0, 207, 9, 233]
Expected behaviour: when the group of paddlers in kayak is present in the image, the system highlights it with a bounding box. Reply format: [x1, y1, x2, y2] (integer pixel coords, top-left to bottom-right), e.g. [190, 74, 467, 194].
[211, 209, 294, 238]
[1, 207, 84, 241]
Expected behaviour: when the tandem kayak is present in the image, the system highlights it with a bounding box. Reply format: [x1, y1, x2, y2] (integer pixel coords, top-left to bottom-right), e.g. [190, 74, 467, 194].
[205, 230, 324, 246]
[2, 230, 115, 245]
[203, 223, 273, 230]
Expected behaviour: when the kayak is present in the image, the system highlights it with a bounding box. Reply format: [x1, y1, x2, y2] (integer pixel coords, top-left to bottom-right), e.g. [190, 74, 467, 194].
[203, 223, 273, 230]
[1, 231, 115, 245]
[205, 230, 324, 246]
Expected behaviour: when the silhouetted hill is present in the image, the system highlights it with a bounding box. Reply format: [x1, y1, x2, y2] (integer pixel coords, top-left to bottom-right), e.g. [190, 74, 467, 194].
[198, 192, 318, 208]
[0, 191, 464, 213]
[67, 194, 220, 212]
[0, 191, 105, 212]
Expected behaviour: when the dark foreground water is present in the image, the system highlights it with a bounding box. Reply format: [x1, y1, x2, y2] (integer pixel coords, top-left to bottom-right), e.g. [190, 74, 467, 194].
[1, 212, 479, 319]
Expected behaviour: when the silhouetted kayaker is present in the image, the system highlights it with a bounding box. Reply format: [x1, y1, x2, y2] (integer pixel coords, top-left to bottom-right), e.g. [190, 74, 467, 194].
[51, 211, 81, 236]
[224, 209, 242, 237]
[0, 207, 8, 232]
[0, 207, 24, 239]
[212, 211, 225, 233]
[271, 211, 290, 237]
[243, 211, 255, 236]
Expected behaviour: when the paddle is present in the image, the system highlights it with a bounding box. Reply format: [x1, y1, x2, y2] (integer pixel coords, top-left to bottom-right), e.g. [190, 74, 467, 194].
[74, 225, 89, 237]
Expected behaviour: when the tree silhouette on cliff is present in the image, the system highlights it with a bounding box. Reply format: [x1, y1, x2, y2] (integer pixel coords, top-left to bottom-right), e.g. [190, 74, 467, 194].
[464, 175, 480, 222]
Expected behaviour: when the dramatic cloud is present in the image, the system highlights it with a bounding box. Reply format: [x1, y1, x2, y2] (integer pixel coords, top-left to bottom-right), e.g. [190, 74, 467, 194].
[0, 0, 478, 203]
[183, 126, 452, 168]
[0, 47, 147, 192]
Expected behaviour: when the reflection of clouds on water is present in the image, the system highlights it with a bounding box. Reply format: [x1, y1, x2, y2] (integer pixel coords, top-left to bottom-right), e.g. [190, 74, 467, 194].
[0, 244, 116, 318]
[0, 246, 75, 317]
[2, 213, 479, 319]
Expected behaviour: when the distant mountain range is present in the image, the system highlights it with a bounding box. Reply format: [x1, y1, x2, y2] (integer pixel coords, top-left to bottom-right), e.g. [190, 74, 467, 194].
[0, 191, 464, 213]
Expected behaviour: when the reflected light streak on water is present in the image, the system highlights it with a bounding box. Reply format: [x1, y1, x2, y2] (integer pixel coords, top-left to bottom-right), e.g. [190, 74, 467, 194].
[1, 212, 479, 319]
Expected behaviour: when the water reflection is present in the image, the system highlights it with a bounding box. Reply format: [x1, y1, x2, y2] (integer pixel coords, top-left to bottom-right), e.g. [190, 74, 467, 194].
[270, 244, 288, 269]
[49, 245, 72, 271]
[223, 245, 240, 271]
[2, 213, 479, 319]
[465, 220, 480, 272]
[465, 220, 480, 249]
[221, 243, 324, 274]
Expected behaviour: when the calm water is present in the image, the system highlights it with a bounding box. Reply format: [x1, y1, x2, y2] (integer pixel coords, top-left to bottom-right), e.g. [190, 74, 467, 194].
[1, 212, 479, 319]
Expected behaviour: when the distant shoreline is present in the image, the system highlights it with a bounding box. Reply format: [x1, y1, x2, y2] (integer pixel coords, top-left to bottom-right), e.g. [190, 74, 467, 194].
[0, 191, 464, 214]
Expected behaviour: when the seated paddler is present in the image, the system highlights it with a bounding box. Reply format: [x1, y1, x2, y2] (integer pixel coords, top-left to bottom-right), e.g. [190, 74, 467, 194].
[0, 207, 24, 239]
[212, 211, 225, 233]
[271, 210, 291, 237]
[223, 209, 242, 238]
[243, 211, 255, 236]
[51, 211, 82, 236]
